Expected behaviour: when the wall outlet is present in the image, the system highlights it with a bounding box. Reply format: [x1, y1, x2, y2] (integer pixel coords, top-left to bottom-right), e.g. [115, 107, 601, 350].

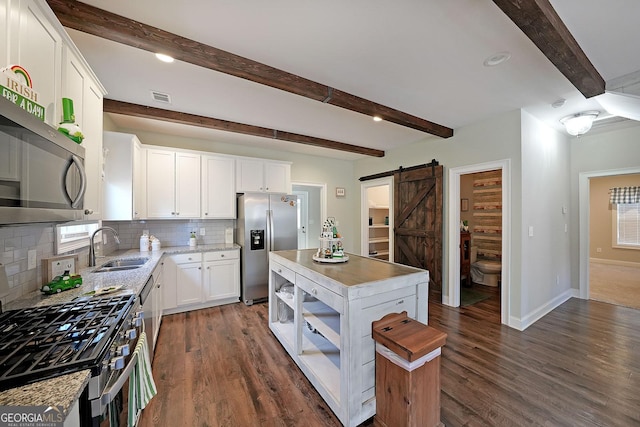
[143, 229, 149, 236]
[596, 247, 602, 253]
[51, 258, 76, 277]
[556, 275, 560, 285]
[200, 228, 206, 236]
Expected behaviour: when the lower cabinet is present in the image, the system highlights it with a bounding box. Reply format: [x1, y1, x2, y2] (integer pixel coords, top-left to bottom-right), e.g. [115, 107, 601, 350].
[163, 249, 240, 314]
[151, 262, 163, 349]
[204, 251, 240, 301]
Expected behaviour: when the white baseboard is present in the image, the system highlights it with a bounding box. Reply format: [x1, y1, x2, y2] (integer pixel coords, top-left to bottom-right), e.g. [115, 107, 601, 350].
[509, 288, 576, 331]
[590, 258, 640, 268]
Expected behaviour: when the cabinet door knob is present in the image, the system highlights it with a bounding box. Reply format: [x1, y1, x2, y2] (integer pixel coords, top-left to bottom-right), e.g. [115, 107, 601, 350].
[198, 266, 202, 270]
[277, 269, 282, 273]
[311, 288, 318, 295]
[171, 212, 176, 215]
[205, 213, 208, 215]
[221, 254, 225, 258]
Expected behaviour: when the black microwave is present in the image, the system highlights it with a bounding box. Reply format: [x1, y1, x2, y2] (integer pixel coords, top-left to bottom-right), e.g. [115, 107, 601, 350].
[0, 96, 86, 225]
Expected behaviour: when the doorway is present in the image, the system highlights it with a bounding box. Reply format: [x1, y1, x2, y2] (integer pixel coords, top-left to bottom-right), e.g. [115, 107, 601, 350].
[360, 177, 393, 260]
[448, 159, 511, 325]
[292, 182, 326, 250]
[578, 167, 640, 305]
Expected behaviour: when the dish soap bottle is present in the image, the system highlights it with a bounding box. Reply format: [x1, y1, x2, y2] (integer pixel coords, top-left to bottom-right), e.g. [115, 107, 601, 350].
[189, 231, 197, 247]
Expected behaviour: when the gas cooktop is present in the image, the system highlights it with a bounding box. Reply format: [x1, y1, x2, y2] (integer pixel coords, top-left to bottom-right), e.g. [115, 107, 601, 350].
[0, 294, 136, 391]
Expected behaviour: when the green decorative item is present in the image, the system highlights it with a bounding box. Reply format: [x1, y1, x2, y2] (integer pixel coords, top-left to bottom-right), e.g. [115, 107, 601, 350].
[57, 98, 84, 144]
[41, 270, 83, 294]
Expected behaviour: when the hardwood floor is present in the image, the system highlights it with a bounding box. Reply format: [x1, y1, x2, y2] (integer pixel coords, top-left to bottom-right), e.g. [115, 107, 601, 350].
[139, 297, 640, 427]
[590, 261, 640, 309]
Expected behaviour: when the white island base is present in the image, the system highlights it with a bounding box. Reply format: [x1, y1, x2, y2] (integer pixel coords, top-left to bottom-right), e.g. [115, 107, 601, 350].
[269, 249, 429, 427]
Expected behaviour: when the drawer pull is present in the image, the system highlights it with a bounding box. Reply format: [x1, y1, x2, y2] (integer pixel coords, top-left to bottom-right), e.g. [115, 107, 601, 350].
[221, 254, 225, 258]
[396, 299, 404, 305]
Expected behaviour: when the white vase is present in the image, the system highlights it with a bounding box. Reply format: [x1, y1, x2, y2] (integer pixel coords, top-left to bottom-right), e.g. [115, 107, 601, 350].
[189, 237, 196, 247]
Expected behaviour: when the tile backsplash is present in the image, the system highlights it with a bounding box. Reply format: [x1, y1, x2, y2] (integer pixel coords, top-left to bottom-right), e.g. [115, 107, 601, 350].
[0, 219, 235, 306]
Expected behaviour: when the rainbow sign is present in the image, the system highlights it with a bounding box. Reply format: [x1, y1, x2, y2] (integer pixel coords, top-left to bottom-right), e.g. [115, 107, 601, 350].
[1, 64, 45, 120]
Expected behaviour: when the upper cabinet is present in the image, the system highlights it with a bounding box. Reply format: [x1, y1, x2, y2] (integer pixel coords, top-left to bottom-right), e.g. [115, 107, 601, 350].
[236, 158, 291, 194]
[103, 132, 146, 220]
[10, 0, 61, 125]
[202, 154, 236, 219]
[146, 148, 201, 219]
[2, 0, 106, 219]
[62, 47, 105, 219]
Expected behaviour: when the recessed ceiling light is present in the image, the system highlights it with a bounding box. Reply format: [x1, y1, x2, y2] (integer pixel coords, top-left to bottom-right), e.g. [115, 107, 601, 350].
[155, 53, 174, 63]
[373, 116, 383, 122]
[483, 51, 511, 67]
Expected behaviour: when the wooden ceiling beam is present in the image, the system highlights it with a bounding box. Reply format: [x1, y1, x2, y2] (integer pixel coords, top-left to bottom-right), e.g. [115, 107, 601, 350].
[492, 0, 605, 98]
[104, 99, 386, 157]
[47, 0, 453, 138]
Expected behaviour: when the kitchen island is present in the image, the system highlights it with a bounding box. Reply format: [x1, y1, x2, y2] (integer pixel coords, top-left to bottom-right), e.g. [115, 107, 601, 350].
[269, 249, 428, 427]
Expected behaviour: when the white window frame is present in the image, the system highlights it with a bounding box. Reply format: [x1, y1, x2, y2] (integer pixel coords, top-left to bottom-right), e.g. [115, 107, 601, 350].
[55, 220, 101, 254]
[611, 203, 640, 250]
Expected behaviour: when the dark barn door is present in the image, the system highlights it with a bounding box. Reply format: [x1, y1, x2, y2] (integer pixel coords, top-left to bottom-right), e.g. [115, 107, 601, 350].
[394, 164, 443, 290]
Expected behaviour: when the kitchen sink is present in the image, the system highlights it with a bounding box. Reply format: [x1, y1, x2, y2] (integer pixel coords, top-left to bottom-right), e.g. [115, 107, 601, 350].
[93, 257, 149, 273]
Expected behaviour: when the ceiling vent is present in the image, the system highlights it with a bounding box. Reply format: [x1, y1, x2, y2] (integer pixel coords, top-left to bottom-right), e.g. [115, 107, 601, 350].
[151, 90, 171, 103]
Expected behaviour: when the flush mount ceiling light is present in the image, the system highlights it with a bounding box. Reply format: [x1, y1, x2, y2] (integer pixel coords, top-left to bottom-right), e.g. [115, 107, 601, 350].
[483, 51, 511, 67]
[155, 53, 174, 63]
[560, 111, 600, 136]
[373, 116, 383, 122]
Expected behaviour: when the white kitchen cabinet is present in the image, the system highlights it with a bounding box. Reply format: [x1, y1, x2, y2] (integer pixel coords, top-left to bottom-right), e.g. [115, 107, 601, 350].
[201, 154, 236, 219]
[11, 0, 62, 125]
[163, 250, 240, 315]
[204, 250, 240, 301]
[175, 256, 203, 307]
[151, 261, 163, 350]
[103, 132, 146, 220]
[269, 250, 428, 427]
[236, 158, 291, 194]
[146, 148, 200, 218]
[61, 47, 106, 219]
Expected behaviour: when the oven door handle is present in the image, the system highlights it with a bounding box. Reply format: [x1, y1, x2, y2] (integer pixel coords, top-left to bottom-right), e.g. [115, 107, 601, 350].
[100, 352, 138, 406]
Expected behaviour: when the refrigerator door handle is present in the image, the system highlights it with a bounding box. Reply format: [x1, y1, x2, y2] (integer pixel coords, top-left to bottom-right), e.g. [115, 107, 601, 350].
[268, 209, 275, 251]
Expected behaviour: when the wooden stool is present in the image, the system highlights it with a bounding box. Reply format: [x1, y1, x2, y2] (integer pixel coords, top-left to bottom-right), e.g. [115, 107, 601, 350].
[372, 311, 447, 427]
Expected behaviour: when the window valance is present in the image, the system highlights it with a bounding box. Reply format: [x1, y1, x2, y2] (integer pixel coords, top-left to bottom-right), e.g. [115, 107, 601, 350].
[609, 186, 640, 204]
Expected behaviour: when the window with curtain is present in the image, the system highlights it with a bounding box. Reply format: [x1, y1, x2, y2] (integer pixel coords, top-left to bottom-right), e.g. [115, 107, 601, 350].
[610, 186, 640, 249]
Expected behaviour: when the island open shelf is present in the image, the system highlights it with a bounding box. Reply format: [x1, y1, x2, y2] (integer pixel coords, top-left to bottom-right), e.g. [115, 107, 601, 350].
[269, 249, 429, 427]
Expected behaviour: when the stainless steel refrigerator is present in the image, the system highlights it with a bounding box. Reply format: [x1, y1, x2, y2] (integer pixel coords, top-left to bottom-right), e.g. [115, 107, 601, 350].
[236, 193, 298, 305]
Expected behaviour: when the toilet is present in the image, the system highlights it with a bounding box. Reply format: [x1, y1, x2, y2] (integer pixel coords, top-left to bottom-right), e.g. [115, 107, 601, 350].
[470, 246, 501, 287]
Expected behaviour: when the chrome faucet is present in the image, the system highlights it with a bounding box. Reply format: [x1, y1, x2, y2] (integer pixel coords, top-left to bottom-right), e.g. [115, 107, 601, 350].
[89, 226, 120, 267]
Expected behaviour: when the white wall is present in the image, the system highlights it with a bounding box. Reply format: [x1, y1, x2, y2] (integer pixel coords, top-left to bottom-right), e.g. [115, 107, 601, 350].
[519, 111, 572, 326]
[354, 109, 523, 317]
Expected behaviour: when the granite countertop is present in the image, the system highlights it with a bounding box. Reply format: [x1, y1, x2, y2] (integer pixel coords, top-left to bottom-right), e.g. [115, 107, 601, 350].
[0, 243, 239, 419]
[4, 243, 240, 311]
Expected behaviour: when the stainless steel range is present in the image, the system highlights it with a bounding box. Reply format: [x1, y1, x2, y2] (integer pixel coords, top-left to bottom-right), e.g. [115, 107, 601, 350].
[0, 294, 142, 424]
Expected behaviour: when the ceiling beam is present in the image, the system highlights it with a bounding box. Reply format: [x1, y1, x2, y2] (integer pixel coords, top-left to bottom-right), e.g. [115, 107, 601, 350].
[47, 0, 453, 138]
[492, 0, 605, 98]
[104, 99, 386, 157]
